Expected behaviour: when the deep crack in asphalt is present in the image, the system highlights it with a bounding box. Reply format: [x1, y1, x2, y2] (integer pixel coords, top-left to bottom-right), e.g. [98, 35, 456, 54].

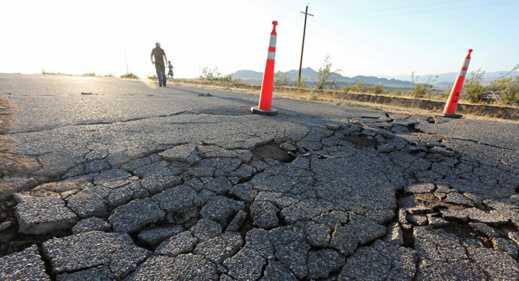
[1, 79, 519, 280]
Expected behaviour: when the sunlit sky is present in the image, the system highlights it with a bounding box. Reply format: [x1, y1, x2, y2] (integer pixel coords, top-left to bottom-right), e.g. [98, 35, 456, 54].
[1, 0, 518, 80]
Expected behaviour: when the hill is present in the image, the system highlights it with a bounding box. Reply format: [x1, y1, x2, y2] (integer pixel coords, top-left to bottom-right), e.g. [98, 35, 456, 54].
[232, 67, 413, 87]
[232, 68, 514, 90]
[381, 70, 512, 84]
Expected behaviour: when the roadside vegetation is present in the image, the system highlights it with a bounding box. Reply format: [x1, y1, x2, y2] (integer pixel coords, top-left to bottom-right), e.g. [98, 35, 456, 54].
[294, 77, 308, 88]
[42, 72, 73, 76]
[343, 80, 367, 93]
[197, 58, 519, 108]
[120, 73, 139, 79]
[274, 73, 291, 86]
[43, 72, 113, 78]
[199, 66, 241, 83]
[410, 72, 438, 99]
[315, 55, 341, 90]
[464, 65, 519, 106]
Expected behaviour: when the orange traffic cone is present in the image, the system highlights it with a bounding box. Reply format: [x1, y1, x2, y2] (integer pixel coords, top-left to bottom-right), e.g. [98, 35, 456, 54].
[443, 49, 473, 118]
[252, 21, 279, 116]
[42, 69, 45, 75]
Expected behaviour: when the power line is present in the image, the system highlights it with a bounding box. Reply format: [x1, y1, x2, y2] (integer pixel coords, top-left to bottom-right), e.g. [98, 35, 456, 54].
[327, 0, 471, 17]
[328, 0, 519, 20]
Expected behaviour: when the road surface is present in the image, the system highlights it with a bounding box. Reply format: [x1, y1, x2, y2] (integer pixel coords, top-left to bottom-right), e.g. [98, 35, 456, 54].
[1, 73, 519, 280]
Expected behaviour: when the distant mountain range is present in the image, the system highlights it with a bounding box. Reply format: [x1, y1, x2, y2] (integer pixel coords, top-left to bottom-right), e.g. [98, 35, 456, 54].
[380, 70, 512, 84]
[231, 67, 512, 87]
[231, 67, 413, 87]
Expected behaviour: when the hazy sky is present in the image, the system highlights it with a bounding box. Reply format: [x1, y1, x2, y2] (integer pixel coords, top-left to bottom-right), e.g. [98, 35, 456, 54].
[1, 0, 518, 80]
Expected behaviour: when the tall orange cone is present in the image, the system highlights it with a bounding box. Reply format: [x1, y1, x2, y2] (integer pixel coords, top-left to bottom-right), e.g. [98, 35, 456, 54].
[443, 49, 473, 118]
[252, 21, 279, 116]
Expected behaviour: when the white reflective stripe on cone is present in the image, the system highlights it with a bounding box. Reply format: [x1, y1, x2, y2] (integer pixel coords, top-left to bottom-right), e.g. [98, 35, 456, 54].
[267, 52, 276, 60]
[269, 35, 277, 47]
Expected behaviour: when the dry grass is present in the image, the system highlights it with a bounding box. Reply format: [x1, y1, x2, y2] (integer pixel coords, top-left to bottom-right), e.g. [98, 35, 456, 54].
[168, 80, 519, 122]
[0, 93, 16, 133]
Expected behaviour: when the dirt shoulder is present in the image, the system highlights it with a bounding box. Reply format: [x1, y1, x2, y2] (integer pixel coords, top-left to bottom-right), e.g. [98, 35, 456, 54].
[0, 93, 15, 133]
[175, 80, 519, 121]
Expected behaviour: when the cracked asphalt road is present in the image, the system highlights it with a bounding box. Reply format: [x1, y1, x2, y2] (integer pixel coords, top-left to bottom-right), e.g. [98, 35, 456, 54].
[1, 73, 519, 280]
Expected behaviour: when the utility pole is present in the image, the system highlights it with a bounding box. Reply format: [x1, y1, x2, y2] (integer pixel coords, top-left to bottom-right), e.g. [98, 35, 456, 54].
[124, 46, 129, 74]
[298, 5, 313, 85]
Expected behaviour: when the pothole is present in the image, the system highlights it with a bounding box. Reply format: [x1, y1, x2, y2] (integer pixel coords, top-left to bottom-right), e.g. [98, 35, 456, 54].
[402, 227, 414, 248]
[440, 221, 493, 249]
[0, 228, 72, 257]
[408, 123, 422, 133]
[394, 189, 415, 248]
[251, 143, 295, 163]
[414, 193, 465, 210]
[342, 135, 378, 148]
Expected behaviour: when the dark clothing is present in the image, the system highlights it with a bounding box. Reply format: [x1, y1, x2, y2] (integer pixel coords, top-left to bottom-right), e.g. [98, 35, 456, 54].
[156, 64, 166, 87]
[151, 46, 166, 86]
[151, 47, 166, 66]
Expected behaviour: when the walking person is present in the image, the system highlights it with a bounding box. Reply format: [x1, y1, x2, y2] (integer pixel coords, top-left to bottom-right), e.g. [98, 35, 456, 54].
[167, 61, 174, 82]
[151, 42, 168, 87]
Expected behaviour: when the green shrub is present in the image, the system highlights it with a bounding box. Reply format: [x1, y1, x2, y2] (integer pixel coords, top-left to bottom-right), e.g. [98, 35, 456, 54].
[199, 66, 220, 81]
[219, 74, 240, 83]
[368, 84, 384, 94]
[316, 55, 341, 90]
[411, 72, 436, 98]
[121, 73, 139, 79]
[199, 66, 240, 83]
[488, 75, 519, 105]
[463, 66, 519, 105]
[295, 77, 308, 88]
[274, 73, 291, 86]
[464, 69, 487, 103]
[412, 83, 430, 98]
[344, 80, 367, 93]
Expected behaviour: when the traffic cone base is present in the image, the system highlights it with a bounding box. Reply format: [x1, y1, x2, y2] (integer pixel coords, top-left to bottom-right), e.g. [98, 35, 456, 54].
[251, 106, 278, 116]
[443, 113, 463, 119]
